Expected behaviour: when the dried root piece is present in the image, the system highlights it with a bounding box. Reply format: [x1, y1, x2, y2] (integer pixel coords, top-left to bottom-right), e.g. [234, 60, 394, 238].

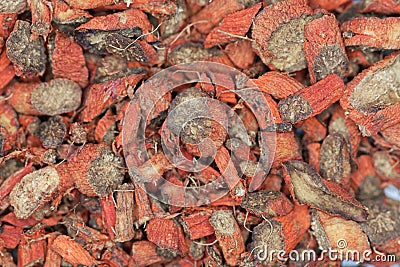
[6, 20, 46, 77]
[241, 190, 293, 217]
[18, 226, 46, 266]
[133, 185, 154, 226]
[272, 132, 302, 168]
[224, 40, 256, 69]
[308, 0, 350, 10]
[215, 146, 240, 188]
[100, 193, 117, 240]
[29, 0, 52, 39]
[146, 217, 188, 255]
[358, 0, 400, 14]
[78, 69, 145, 122]
[360, 200, 400, 255]
[340, 53, 400, 136]
[30, 78, 82, 116]
[319, 133, 351, 187]
[44, 233, 62, 266]
[209, 210, 245, 266]
[251, 205, 310, 265]
[251, 71, 304, 100]
[130, 241, 164, 266]
[51, 0, 92, 28]
[278, 74, 345, 124]
[304, 13, 348, 83]
[10, 164, 73, 219]
[51, 235, 99, 266]
[275, 205, 311, 259]
[64, 215, 110, 249]
[75, 9, 153, 55]
[180, 211, 215, 240]
[311, 209, 370, 260]
[328, 105, 361, 159]
[204, 3, 261, 48]
[105, 33, 158, 65]
[282, 160, 368, 221]
[50, 32, 88, 88]
[251, 0, 316, 72]
[114, 183, 135, 242]
[190, 0, 244, 34]
[69, 144, 124, 197]
[101, 245, 130, 267]
[341, 17, 400, 49]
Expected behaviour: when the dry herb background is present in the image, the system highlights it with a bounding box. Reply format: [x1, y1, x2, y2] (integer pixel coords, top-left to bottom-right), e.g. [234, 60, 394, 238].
[0, 0, 400, 266]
